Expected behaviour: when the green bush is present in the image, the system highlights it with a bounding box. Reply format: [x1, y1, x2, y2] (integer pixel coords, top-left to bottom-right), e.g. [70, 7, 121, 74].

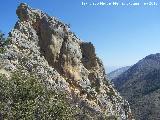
[0, 31, 11, 54]
[0, 31, 5, 42]
[0, 47, 5, 54]
[0, 72, 76, 120]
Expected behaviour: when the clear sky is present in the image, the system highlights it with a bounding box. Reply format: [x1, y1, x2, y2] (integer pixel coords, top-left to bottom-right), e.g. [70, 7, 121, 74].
[1, 0, 160, 72]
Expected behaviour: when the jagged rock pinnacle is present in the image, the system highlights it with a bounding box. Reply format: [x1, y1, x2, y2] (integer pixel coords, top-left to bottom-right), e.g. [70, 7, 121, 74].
[16, 3, 30, 21]
[0, 3, 134, 119]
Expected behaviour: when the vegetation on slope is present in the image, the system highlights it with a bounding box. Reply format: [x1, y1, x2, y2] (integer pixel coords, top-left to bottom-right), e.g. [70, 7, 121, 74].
[0, 31, 10, 54]
[0, 71, 77, 120]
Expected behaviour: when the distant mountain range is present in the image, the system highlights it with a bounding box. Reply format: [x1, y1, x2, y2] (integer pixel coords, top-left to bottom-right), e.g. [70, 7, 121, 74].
[108, 66, 130, 80]
[112, 53, 160, 120]
[105, 66, 120, 73]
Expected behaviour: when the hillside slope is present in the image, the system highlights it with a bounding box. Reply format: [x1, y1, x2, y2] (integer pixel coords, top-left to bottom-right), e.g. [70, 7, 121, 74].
[0, 3, 133, 119]
[112, 53, 160, 120]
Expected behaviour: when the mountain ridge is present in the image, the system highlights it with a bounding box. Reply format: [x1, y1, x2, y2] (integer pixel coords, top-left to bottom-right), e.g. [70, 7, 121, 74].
[112, 53, 160, 120]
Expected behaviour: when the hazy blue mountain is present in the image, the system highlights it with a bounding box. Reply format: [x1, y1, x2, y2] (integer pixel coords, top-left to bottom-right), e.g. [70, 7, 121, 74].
[112, 53, 160, 120]
[105, 66, 120, 73]
[108, 66, 130, 80]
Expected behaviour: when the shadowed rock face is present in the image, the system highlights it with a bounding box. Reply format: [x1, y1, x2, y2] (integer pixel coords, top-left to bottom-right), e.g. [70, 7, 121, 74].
[0, 3, 133, 119]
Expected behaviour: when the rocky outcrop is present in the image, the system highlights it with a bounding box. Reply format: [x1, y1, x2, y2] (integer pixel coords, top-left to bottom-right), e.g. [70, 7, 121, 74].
[0, 3, 133, 119]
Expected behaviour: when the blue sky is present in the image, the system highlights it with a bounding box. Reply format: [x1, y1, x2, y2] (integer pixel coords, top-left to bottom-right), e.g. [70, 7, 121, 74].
[1, 0, 160, 72]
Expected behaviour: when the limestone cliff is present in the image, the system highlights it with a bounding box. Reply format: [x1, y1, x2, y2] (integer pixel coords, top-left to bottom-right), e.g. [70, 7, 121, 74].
[0, 3, 133, 119]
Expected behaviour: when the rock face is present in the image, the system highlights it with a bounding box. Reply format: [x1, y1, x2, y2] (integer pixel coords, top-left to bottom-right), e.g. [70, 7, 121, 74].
[108, 66, 130, 80]
[112, 53, 160, 120]
[0, 3, 133, 119]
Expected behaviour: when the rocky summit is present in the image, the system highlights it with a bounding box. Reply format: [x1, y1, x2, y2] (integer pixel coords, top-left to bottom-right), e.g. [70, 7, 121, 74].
[0, 3, 133, 119]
